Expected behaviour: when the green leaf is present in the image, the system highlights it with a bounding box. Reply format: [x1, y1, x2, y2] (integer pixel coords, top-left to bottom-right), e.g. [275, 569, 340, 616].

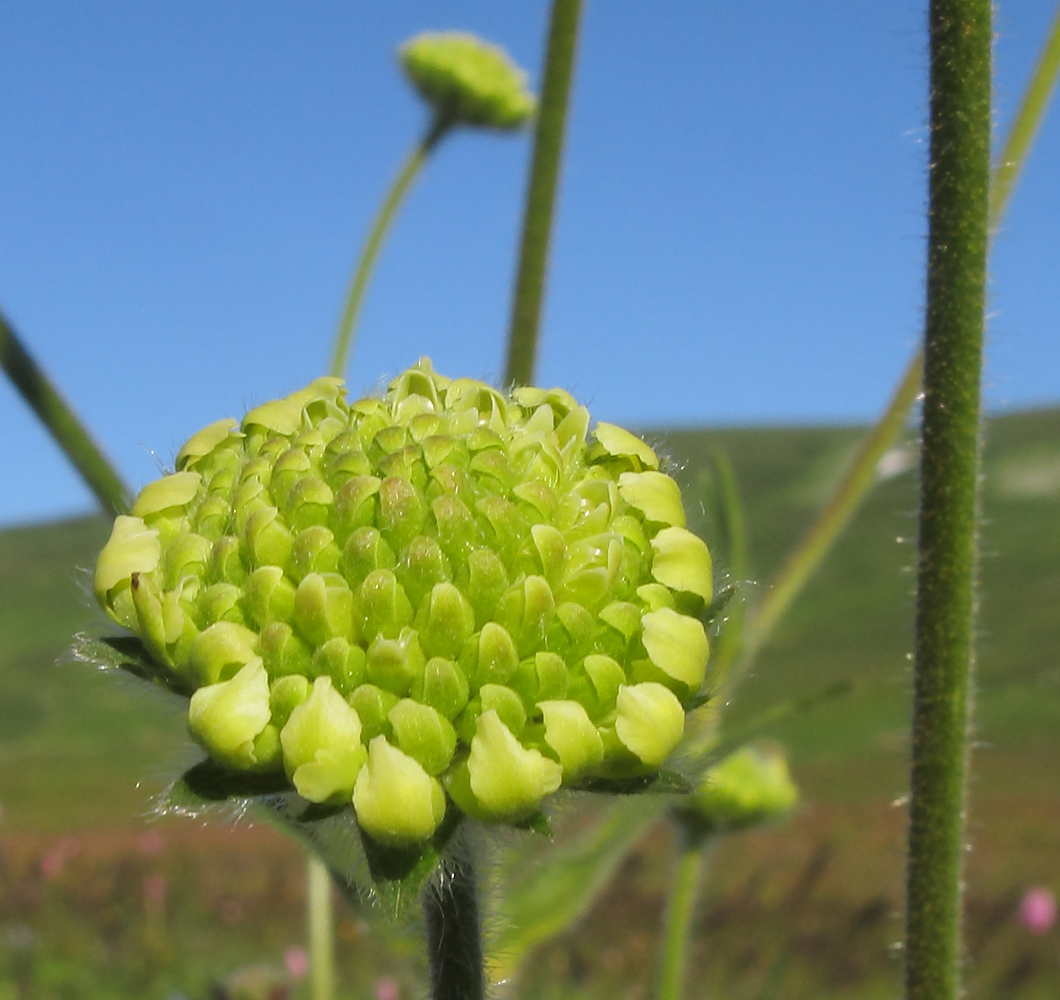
[490, 797, 664, 980]
[359, 806, 463, 918]
[72, 631, 192, 695]
[573, 769, 692, 796]
[159, 759, 290, 812]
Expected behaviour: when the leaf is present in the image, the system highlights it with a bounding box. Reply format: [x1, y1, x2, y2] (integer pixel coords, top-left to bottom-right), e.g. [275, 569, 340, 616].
[72, 631, 192, 696]
[489, 797, 665, 980]
[572, 769, 692, 796]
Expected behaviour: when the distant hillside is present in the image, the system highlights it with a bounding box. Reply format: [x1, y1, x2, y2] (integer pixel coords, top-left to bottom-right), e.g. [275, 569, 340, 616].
[2, 407, 1058, 830]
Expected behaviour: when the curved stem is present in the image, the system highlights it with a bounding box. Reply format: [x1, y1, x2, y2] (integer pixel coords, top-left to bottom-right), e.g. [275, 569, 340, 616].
[328, 116, 451, 380]
[1, 308, 130, 515]
[424, 845, 484, 1000]
[741, 354, 923, 664]
[990, 2, 1060, 229]
[307, 853, 335, 1000]
[905, 0, 991, 997]
[504, 0, 583, 388]
[656, 835, 711, 1000]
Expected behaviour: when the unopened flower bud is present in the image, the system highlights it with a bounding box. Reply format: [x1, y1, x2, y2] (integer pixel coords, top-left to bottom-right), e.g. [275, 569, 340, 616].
[188, 659, 272, 769]
[683, 745, 798, 834]
[400, 32, 536, 131]
[95, 359, 713, 841]
[353, 736, 446, 845]
[280, 677, 367, 803]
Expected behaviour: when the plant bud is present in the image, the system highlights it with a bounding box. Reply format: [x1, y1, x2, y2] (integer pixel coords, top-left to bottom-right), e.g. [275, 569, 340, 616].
[95, 360, 713, 841]
[400, 32, 536, 131]
[188, 659, 272, 770]
[683, 744, 798, 833]
[353, 736, 446, 845]
[280, 677, 367, 804]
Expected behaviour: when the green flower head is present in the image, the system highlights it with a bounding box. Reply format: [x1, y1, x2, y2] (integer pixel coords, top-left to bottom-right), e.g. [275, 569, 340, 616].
[400, 32, 536, 130]
[681, 744, 798, 836]
[95, 360, 713, 844]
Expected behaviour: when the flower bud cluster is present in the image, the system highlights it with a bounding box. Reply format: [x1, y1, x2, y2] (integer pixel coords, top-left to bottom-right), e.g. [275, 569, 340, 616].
[400, 32, 536, 130]
[95, 360, 712, 844]
[683, 745, 798, 835]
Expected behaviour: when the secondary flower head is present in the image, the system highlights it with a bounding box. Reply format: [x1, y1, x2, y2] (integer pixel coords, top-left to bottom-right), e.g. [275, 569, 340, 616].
[95, 360, 712, 844]
[400, 32, 536, 130]
[680, 744, 798, 837]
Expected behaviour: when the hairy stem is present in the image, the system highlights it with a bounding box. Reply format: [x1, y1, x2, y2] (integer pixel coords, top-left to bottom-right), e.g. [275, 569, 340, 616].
[905, 1, 991, 997]
[1, 309, 130, 515]
[307, 854, 334, 1000]
[328, 117, 451, 380]
[424, 846, 484, 1000]
[656, 835, 711, 1000]
[504, 0, 583, 387]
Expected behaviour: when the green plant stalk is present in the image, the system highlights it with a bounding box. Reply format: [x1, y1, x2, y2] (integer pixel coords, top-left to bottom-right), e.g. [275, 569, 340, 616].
[990, 2, 1060, 230]
[905, 1, 991, 997]
[328, 116, 452, 380]
[307, 854, 335, 1000]
[1, 309, 130, 516]
[741, 355, 923, 663]
[656, 836, 711, 1000]
[504, 0, 583, 387]
[424, 844, 484, 1000]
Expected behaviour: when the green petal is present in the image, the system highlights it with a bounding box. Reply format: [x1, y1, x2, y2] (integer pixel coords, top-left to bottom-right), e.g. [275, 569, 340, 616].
[132, 471, 202, 517]
[593, 422, 659, 469]
[651, 526, 713, 601]
[280, 676, 366, 803]
[614, 682, 684, 766]
[353, 736, 446, 845]
[176, 418, 238, 470]
[640, 608, 709, 689]
[466, 710, 562, 820]
[188, 658, 272, 769]
[618, 472, 686, 527]
[94, 515, 161, 602]
[539, 700, 604, 776]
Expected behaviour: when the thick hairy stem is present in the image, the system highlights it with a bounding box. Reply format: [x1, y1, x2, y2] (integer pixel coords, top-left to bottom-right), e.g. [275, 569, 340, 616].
[905, 1, 991, 998]
[1, 309, 130, 515]
[328, 117, 451, 379]
[425, 846, 484, 1000]
[504, 0, 583, 388]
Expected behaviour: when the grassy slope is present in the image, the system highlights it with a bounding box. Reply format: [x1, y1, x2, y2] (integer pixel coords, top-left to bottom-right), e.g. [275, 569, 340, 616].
[1, 407, 1057, 832]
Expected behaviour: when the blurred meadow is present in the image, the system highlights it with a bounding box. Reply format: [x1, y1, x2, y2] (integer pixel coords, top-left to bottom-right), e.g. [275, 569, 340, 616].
[2, 407, 1058, 999]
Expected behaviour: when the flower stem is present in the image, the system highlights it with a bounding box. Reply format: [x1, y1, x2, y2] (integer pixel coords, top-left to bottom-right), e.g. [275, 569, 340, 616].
[504, 0, 583, 388]
[656, 834, 711, 1000]
[307, 853, 335, 1000]
[328, 116, 452, 380]
[741, 355, 923, 664]
[424, 844, 484, 1000]
[0, 308, 130, 516]
[905, 1, 991, 998]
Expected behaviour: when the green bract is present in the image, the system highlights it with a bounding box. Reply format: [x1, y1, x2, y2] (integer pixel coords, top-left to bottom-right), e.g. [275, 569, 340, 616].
[400, 32, 536, 130]
[94, 360, 712, 844]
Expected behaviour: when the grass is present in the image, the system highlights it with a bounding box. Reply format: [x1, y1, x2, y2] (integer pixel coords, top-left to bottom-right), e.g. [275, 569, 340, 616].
[1, 408, 1058, 998]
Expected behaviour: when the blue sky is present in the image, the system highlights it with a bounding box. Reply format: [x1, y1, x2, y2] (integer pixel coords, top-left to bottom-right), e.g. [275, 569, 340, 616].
[2, 2, 1058, 525]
